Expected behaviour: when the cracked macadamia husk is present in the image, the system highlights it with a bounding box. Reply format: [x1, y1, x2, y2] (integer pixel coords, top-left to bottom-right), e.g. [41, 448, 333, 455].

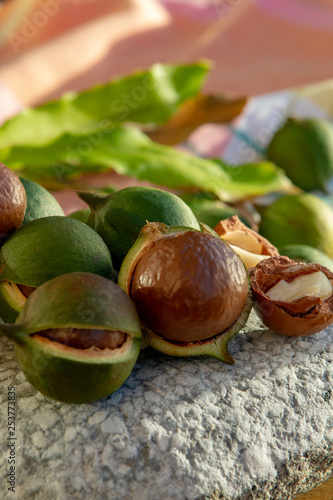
[249, 256, 333, 336]
[214, 215, 279, 269]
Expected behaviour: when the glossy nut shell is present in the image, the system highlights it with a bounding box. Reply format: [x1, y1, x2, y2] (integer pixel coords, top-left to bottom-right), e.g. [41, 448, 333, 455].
[0, 163, 27, 239]
[130, 230, 249, 342]
[249, 256, 333, 336]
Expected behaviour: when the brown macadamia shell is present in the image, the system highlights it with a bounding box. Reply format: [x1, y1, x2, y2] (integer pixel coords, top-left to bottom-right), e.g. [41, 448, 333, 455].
[249, 256, 333, 336]
[36, 328, 126, 350]
[0, 163, 27, 239]
[130, 230, 249, 343]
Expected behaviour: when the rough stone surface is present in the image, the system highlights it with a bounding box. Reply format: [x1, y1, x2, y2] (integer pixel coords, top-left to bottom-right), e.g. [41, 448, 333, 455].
[0, 311, 332, 500]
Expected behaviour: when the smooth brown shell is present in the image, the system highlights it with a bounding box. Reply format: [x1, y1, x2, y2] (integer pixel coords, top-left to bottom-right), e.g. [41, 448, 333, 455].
[130, 230, 249, 342]
[214, 215, 279, 257]
[35, 328, 126, 350]
[17, 284, 36, 298]
[249, 256, 333, 336]
[0, 163, 27, 239]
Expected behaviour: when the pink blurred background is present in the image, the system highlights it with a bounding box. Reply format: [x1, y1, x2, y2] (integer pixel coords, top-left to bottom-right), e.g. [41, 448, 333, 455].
[1, 0, 333, 106]
[1, 0, 333, 213]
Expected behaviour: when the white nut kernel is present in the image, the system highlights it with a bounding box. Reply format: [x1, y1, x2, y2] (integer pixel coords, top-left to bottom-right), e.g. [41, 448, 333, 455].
[266, 271, 333, 302]
[222, 231, 263, 254]
[229, 245, 269, 270]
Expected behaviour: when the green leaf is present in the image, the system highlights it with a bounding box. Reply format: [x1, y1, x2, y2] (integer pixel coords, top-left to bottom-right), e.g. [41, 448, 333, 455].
[1, 126, 297, 202]
[212, 160, 300, 201]
[0, 61, 210, 149]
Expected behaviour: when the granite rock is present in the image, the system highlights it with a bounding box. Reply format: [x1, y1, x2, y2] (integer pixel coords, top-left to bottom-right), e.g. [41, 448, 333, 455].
[0, 311, 332, 500]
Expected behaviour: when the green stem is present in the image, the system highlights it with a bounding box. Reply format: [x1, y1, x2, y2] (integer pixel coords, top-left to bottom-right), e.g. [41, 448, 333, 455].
[0, 323, 27, 345]
[76, 190, 108, 209]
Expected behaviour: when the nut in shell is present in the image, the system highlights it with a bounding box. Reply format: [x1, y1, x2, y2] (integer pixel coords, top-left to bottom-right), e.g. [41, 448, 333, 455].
[119, 222, 253, 363]
[0, 163, 27, 240]
[249, 256, 333, 336]
[0, 272, 142, 403]
[214, 215, 279, 269]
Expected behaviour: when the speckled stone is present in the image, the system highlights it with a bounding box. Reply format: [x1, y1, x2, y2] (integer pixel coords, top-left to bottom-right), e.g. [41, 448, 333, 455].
[0, 311, 332, 500]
